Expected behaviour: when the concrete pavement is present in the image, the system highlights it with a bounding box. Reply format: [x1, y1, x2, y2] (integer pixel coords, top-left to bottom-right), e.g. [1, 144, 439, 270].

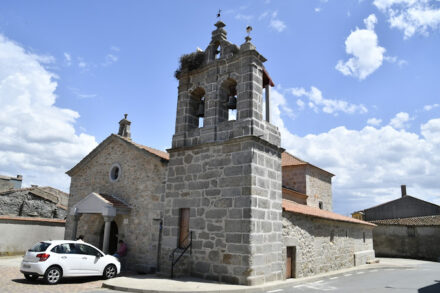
[101, 258, 431, 293]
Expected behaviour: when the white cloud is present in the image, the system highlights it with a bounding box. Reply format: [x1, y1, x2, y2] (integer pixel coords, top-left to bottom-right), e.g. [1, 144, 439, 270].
[64, 52, 71, 66]
[373, 0, 440, 38]
[424, 103, 439, 111]
[290, 86, 368, 115]
[235, 14, 254, 21]
[0, 34, 97, 191]
[389, 112, 411, 129]
[102, 53, 118, 66]
[269, 11, 287, 32]
[336, 14, 386, 80]
[270, 90, 440, 214]
[367, 117, 383, 126]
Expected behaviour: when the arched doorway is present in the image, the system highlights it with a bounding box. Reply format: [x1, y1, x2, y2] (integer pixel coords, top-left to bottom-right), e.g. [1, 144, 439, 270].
[99, 221, 118, 254]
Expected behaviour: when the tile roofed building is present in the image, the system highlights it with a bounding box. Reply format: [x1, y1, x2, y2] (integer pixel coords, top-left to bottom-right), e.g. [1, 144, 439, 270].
[353, 185, 440, 261]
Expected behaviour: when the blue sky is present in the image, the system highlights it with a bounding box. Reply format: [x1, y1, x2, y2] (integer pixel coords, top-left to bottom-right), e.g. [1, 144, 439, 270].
[1, 0, 439, 215]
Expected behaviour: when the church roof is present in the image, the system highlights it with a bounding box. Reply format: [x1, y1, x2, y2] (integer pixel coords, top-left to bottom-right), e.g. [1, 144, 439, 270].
[66, 134, 169, 176]
[281, 151, 334, 177]
[282, 199, 376, 227]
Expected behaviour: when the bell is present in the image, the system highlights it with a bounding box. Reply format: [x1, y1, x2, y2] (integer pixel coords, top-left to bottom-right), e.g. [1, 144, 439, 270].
[227, 95, 237, 110]
[196, 101, 205, 117]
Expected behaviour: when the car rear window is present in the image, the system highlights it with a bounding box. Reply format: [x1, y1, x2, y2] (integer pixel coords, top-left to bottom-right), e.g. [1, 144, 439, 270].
[28, 242, 51, 252]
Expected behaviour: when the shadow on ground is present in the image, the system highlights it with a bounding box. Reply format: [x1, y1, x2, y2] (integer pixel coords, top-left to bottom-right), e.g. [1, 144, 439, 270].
[419, 280, 440, 293]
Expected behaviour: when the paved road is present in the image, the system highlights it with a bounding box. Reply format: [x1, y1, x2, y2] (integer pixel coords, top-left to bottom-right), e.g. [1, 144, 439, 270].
[0, 256, 105, 293]
[279, 261, 440, 293]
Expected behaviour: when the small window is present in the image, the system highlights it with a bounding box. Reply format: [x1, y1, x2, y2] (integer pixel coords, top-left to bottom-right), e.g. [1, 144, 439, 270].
[109, 163, 121, 182]
[346, 230, 348, 238]
[319, 201, 323, 210]
[363, 232, 366, 243]
[330, 230, 335, 242]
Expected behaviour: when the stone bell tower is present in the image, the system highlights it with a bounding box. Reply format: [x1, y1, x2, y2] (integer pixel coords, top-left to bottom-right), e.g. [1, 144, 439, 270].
[161, 21, 284, 285]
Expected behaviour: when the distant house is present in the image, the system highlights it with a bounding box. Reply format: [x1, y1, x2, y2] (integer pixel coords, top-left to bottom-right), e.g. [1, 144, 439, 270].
[0, 175, 69, 255]
[353, 185, 440, 261]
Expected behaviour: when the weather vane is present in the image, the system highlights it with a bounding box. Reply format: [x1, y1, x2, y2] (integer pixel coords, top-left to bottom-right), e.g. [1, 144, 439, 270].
[217, 9, 221, 19]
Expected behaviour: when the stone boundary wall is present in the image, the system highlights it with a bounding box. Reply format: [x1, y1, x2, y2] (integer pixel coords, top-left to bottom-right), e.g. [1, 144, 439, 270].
[373, 224, 440, 261]
[0, 217, 65, 255]
[282, 211, 374, 278]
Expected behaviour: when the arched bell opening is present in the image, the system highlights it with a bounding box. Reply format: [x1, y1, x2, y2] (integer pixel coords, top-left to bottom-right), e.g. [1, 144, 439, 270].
[213, 41, 221, 60]
[219, 78, 237, 122]
[189, 87, 206, 129]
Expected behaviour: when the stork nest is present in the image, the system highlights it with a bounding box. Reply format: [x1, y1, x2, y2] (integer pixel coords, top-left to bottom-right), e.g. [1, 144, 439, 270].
[174, 51, 206, 79]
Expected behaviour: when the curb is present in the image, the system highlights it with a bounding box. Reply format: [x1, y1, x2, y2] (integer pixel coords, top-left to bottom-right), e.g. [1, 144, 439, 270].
[101, 263, 401, 293]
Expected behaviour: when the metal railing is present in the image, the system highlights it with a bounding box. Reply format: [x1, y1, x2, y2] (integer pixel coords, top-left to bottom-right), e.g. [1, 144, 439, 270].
[170, 231, 192, 279]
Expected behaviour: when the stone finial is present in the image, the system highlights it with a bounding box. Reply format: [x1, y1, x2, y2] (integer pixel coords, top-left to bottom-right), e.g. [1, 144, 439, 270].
[215, 20, 226, 29]
[118, 114, 131, 139]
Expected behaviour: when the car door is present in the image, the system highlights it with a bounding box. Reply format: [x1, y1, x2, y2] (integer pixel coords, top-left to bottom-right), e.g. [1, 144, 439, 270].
[76, 244, 104, 275]
[66, 243, 91, 275]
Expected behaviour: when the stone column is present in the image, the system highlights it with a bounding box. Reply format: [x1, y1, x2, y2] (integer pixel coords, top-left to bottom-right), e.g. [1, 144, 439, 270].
[102, 216, 114, 254]
[71, 213, 82, 240]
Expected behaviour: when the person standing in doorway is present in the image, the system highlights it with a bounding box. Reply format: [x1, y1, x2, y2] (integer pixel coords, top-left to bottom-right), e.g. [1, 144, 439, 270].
[113, 240, 127, 259]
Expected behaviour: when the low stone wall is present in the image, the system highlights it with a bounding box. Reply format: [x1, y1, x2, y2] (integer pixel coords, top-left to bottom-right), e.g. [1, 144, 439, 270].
[282, 211, 374, 278]
[0, 216, 65, 255]
[373, 224, 440, 261]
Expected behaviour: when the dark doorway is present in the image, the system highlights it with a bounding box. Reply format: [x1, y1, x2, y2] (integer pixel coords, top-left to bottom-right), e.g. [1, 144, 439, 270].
[99, 221, 119, 254]
[286, 246, 296, 279]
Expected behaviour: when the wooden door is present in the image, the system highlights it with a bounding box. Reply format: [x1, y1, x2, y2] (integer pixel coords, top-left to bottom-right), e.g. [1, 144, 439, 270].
[286, 246, 296, 278]
[179, 208, 190, 248]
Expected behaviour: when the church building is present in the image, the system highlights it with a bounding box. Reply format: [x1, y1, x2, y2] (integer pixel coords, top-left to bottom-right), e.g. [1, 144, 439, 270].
[65, 21, 375, 285]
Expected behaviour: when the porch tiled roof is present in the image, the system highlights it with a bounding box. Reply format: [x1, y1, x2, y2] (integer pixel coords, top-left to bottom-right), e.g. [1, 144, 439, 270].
[282, 199, 376, 227]
[96, 193, 131, 208]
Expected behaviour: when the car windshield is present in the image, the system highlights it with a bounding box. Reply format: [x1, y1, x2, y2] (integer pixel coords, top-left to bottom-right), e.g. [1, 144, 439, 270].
[28, 242, 51, 252]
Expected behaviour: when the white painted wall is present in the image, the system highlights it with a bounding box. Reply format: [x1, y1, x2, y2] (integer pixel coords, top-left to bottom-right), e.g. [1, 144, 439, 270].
[0, 221, 65, 255]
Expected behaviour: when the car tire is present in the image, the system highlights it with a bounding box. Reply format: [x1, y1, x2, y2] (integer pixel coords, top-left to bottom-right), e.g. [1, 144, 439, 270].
[103, 264, 117, 279]
[24, 273, 39, 281]
[44, 266, 62, 285]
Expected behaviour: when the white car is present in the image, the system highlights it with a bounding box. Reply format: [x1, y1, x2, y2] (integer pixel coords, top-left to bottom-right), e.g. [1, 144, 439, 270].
[20, 240, 121, 284]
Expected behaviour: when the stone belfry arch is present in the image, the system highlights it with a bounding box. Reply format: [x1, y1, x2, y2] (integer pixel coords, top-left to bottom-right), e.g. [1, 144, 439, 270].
[161, 21, 283, 285]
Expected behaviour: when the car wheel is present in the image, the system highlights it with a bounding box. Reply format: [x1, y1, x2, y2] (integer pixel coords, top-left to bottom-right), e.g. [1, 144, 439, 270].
[103, 264, 117, 279]
[24, 273, 39, 281]
[44, 266, 62, 285]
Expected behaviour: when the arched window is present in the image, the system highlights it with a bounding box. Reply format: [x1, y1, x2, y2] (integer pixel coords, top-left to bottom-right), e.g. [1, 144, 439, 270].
[220, 78, 237, 122]
[190, 87, 206, 129]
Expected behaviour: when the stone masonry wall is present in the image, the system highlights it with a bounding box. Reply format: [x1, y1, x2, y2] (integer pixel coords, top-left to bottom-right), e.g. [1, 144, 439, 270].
[373, 224, 440, 261]
[306, 166, 332, 211]
[282, 211, 374, 278]
[161, 137, 283, 285]
[65, 137, 166, 270]
[0, 190, 66, 219]
[282, 166, 307, 194]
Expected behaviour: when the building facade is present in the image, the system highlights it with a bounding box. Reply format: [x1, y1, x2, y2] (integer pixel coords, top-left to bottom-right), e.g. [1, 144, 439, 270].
[65, 21, 375, 285]
[354, 185, 440, 261]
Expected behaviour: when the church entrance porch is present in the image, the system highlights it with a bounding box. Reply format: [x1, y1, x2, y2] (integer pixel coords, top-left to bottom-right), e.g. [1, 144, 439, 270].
[99, 220, 119, 254]
[70, 192, 131, 253]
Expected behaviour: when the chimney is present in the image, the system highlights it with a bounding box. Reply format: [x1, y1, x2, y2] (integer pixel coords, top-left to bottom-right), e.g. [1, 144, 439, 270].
[118, 114, 131, 139]
[401, 185, 407, 197]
